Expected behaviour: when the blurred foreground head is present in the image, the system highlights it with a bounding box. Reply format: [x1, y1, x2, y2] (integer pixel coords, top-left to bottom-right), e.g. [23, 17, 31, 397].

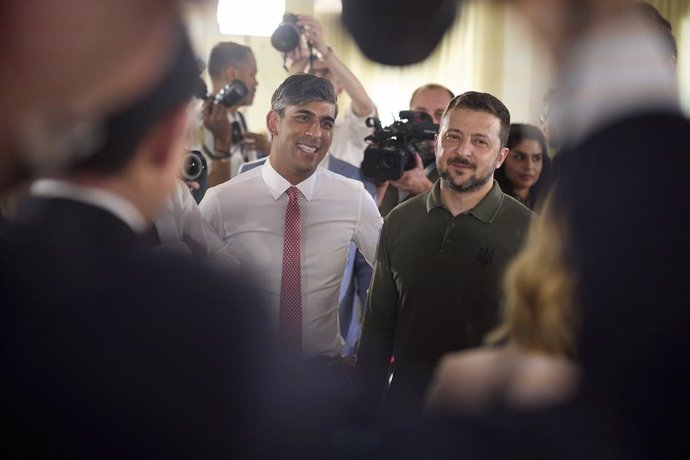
[0, 0, 203, 191]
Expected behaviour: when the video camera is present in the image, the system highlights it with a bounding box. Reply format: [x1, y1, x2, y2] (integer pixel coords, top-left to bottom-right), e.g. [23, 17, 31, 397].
[361, 111, 439, 181]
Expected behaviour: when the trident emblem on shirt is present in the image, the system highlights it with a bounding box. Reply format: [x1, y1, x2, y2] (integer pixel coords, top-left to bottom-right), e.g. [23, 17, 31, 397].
[476, 246, 494, 266]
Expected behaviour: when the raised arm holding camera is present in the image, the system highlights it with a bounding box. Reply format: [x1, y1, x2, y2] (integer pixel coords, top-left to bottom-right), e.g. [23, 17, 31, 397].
[278, 15, 377, 169]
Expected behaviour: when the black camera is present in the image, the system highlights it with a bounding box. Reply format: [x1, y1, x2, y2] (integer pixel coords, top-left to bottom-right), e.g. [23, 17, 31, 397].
[193, 77, 248, 109]
[271, 13, 302, 52]
[181, 150, 208, 203]
[360, 111, 439, 181]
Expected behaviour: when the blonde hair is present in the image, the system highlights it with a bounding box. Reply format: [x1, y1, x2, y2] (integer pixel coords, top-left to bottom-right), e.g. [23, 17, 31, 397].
[486, 193, 578, 359]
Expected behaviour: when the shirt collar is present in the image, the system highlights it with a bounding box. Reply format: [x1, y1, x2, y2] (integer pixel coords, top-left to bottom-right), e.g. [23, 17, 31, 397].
[31, 178, 148, 233]
[426, 179, 504, 223]
[261, 157, 318, 201]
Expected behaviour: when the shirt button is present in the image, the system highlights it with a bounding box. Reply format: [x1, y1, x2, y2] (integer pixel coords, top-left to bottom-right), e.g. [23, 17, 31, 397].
[449, 222, 456, 228]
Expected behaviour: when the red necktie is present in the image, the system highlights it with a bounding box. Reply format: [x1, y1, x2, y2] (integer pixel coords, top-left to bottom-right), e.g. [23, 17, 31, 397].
[280, 186, 302, 352]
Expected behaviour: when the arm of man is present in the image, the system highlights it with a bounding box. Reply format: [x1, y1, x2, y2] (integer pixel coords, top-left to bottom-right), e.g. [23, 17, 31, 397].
[178, 181, 237, 266]
[354, 219, 399, 409]
[298, 15, 377, 118]
[352, 184, 382, 267]
[198, 187, 226, 241]
[201, 100, 233, 186]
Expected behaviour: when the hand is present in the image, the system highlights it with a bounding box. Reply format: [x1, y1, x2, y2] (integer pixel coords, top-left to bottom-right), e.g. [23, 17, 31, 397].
[284, 44, 310, 74]
[201, 99, 232, 147]
[241, 132, 271, 157]
[185, 181, 200, 192]
[390, 153, 433, 196]
[296, 15, 328, 55]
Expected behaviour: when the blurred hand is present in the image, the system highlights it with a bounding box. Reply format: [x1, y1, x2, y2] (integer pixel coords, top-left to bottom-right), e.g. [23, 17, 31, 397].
[241, 132, 271, 157]
[390, 153, 433, 195]
[184, 181, 200, 192]
[285, 43, 311, 74]
[201, 100, 232, 146]
[297, 15, 328, 55]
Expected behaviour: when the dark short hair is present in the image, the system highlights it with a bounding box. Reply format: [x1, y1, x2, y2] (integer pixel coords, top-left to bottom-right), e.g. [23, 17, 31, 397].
[442, 91, 511, 148]
[208, 42, 253, 80]
[495, 123, 552, 210]
[409, 83, 454, 108]
[270, 73, 338, 118]
[70, 25, 197, 175]
[632, 2, 677, 59]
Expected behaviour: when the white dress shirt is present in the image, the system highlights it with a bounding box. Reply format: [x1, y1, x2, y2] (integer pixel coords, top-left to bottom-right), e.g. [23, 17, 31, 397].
[200, 159, 382, 358]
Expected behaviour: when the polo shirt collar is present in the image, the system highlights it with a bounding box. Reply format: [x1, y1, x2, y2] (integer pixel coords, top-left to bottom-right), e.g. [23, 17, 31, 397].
[261, 156, 317, 202]
[426, 179, 504, 223]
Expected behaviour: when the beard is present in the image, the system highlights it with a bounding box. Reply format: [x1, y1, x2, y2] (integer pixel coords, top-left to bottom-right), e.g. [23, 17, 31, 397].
[438, 157, 496, 193]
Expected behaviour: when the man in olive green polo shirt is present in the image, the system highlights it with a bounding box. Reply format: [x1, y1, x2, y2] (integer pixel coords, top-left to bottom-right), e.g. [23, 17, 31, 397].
[355, 91, 533, 415]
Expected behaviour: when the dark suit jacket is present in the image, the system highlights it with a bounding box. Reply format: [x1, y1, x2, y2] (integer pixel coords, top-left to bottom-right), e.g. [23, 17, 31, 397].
[0, 197, 273, 459]
[552, 111, 690, 459]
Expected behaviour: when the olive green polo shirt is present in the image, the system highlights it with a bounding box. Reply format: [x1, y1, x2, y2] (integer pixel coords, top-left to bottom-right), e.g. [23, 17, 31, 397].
[355, 180, 533, 413]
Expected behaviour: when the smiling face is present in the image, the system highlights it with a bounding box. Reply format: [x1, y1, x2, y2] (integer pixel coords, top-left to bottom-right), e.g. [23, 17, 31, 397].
[504, 138, 544, 191]
[436, 107, 509, 194]
[267, 101, 336, 184]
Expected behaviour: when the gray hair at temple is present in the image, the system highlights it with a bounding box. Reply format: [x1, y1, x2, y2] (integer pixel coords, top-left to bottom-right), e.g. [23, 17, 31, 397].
[270, 73, 338, 118]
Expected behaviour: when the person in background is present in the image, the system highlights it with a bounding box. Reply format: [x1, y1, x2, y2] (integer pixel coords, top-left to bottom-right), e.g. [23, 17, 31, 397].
[378, 84, 454, 217]
[495, 123, 551, 211]
[196, 42, 270, 185]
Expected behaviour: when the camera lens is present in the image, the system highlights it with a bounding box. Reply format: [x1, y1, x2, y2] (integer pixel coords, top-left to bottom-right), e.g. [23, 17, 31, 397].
[182, 151, 205, 182]
[379, 154, 397, 170]
[271, 23, 301, 52]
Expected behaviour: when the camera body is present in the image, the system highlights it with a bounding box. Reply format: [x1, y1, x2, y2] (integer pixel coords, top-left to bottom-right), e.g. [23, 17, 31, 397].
[271, 13, 302, 52]
[193, 77, 248, 109]
[361, 111, 439, 181]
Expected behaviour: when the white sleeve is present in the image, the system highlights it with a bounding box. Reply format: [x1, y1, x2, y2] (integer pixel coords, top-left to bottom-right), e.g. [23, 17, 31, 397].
[199, 187, 224, 239]
[353, 183, 383, 268]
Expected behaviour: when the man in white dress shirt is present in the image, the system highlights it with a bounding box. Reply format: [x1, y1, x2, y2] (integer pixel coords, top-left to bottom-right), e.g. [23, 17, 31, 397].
[200, 73, 382, 360]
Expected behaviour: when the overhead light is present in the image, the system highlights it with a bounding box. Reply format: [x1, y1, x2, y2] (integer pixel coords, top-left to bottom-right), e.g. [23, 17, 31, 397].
[217, 0, 285, 37]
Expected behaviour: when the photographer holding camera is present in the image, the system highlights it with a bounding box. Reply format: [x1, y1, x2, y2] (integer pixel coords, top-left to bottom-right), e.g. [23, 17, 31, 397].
[377, 84, 454, 216]
[195, 42, 270, 186]
[280, 15, 377, 170]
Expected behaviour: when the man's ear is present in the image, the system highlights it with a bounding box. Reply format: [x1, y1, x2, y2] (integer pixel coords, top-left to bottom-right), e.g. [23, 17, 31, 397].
[141, 105, 188, 169]
[223, 65, 236, 82]
[496, 147, 509, 168]
[266, 110, 280, 137]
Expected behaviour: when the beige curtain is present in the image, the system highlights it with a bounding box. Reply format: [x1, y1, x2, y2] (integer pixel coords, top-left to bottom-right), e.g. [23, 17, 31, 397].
[187, 0, 689, 131]
[315, 1, 553, 126]
[316, 0, 689, 125]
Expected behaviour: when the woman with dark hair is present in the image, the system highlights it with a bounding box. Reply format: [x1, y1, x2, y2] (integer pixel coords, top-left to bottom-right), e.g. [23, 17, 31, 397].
[495, 123, 551, 210]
